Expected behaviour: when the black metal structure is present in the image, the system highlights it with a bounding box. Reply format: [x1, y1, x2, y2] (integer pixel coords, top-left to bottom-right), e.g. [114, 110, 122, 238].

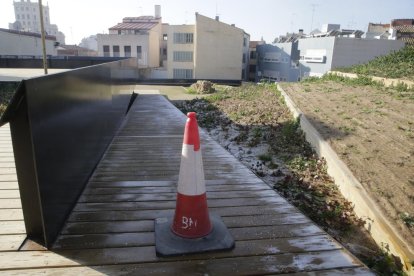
[0, 58, 138, 248]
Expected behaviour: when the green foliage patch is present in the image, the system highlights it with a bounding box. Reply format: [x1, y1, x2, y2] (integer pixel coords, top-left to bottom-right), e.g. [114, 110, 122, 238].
[337, 46, 414, 80]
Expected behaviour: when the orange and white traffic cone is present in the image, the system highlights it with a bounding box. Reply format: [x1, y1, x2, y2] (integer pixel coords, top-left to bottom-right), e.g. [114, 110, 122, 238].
[171, 112, 212, 238]
[155, 112, 234, 256]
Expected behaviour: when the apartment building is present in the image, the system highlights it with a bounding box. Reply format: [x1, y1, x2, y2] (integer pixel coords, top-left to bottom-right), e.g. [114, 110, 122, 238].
[97, 12, 162, 68]
[97, 6, 249, 81]
[8, 0, 65, 44]
[165, 13, 249, 80]
[256, 25, 405, 82]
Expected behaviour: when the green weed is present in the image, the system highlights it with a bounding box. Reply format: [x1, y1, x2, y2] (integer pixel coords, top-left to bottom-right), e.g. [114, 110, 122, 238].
[0, 82, 19, 117]
[258, 153, 272, 162]
[400, 212, 414, 228]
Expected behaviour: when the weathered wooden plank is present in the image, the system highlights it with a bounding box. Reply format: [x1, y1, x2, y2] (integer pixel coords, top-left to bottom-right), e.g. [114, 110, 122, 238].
[0, 182, 18, 190]
[87, 179, 266, 188]
[0, 266, 373, 276]
[0, 234, 25, 251]
[0, 175, 17, 181]
[0, 209, 23, 221]
[82, 184, 271, 195]
[91, 171, 255, 178]
[73, 196, 286, 212]
[0, 221, 25, 234]
[62, 213, 310, 235]
[0, 158, 16, 162]
[0, 199, 22, 209]
[53, 229, 334, 251]
[79, 190, 276, 203]
[0, 168, 17, 175]
[69, 205, 299, 222]
[0, 249, 362, 272]
[0, 163, 15, 168]
[0, 190, 20, 199]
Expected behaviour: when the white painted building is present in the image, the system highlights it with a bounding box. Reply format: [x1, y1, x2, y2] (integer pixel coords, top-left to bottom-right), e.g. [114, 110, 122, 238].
[0, 28, 57, 56]
[97, 11, 162, 68]
[298, 37, 405, 78]
[8, 0, 65, 44]
[79, 35, 98, 51]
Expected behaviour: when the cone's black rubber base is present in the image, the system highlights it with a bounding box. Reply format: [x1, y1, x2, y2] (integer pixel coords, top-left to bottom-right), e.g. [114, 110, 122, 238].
[154, 213, 235, 257]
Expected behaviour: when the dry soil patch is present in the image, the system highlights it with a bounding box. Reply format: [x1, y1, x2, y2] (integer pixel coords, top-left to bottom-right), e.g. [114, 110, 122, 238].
[282, 81, 414, 248]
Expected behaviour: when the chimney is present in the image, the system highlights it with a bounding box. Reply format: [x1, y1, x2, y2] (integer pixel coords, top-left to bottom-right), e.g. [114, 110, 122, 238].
[215, 15, 219, 21]
[299, 29, 304, 35]
[155, 5, 161, 18]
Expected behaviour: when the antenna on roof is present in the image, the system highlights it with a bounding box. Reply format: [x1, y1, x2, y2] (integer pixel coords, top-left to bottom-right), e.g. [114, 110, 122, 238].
[310, 3, 319, 32]
[215, 2, 220, 21]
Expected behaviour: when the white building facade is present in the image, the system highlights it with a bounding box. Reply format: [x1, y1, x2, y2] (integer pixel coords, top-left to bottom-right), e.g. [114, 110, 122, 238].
[97, 14, 162, 68]
[8, 0, 65, 44]
[298, 37, 405, 78]
[0, 28, 57, 56]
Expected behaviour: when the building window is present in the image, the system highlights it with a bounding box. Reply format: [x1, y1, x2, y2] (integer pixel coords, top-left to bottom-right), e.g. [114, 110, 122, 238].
[103, 45, 110, 57]
[173, 69, 193, 79]
[243, 37, 247, 47]
[27, 14, 30, 19]
[137, 46, 142, 59]
[250, 51, 256, 59]
[242, 53, 246, 63]
[113, 45, 120, 57]
[124, 45, 131, 57]
[249, 65, 256, 72]
[17, 15, 20, 19]
[173, 33, 193, 44]
[163, 34, 168, 41]
[22, 14, 25, 19]
[173, 51, 193, 62]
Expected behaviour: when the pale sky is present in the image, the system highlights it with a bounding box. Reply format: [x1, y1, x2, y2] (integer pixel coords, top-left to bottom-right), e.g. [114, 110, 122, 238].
[1, 0, 413, 45]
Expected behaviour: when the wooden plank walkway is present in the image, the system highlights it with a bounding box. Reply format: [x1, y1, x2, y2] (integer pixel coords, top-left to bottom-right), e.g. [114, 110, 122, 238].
[0, 124, 26, 255]
[0, 94, 373, 275]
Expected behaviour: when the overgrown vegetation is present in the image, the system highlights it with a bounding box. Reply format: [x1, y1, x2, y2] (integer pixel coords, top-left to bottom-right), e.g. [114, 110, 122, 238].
[175, 83, 407, 275]
[303, 73, 414, 100]
[0, 82, 19, 117]
[337, 46, 414, 80]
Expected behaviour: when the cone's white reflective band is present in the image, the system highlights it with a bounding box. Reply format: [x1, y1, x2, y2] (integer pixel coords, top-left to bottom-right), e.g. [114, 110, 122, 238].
[177, 144, 206, 196]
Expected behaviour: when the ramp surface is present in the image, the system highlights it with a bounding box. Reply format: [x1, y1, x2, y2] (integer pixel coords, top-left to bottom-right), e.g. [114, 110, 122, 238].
[0, 95, 372, 275]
